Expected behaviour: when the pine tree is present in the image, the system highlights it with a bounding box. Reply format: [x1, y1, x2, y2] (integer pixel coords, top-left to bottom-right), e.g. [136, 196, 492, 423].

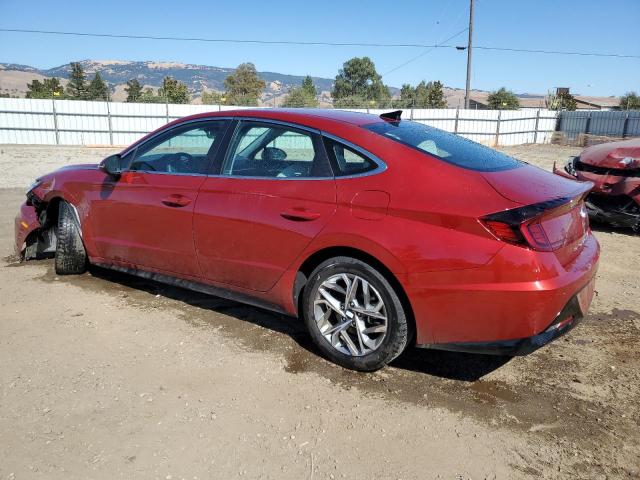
[425, 81, 447, 108]
[282, 75, 318, 108]
[397, 80, 447, 108]
[414, 81, 430, 107]
[66, 62, 87, 99]
[399, 84, 416, 107]
[87, 72, 109, 101]
[301, 76, 317, 97]
[26, 77, 65, 99]
[125, 79, 143, 102]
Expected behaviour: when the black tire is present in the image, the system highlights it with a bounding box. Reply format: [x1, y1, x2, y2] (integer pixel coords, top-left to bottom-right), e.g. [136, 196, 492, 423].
[54, 201, 87, 275]
[302, 256, 409, 371]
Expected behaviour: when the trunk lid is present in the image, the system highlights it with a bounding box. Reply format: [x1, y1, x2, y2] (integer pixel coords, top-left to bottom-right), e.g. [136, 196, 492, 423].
[481, 164, 593, 267]
[481, 163, 588, 204]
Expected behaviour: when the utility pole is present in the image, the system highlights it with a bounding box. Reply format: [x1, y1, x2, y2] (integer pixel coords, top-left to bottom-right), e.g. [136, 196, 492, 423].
[464, 0, 474, 109]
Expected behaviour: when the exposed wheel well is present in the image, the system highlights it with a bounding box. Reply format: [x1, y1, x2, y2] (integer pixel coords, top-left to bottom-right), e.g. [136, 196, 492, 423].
[43, 197, 62, 227]
[293, 246, 416, 342]
[23, 197, 63, 260]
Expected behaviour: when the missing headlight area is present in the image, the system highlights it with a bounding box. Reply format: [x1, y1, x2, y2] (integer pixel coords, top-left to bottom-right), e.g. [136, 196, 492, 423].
[22, 195, 58, 260]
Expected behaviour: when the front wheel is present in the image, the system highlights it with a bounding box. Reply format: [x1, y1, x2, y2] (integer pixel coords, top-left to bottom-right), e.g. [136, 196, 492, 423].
[54, 201, 87, 275]
[302, 257, 409, 371]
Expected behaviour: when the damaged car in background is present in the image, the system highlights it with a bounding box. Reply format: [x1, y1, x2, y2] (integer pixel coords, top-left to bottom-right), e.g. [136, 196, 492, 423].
[554, 138, 640, 232]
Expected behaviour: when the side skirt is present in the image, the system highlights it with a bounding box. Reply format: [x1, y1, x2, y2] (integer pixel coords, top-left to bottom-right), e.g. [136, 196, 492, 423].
[92, 262, 292, 317]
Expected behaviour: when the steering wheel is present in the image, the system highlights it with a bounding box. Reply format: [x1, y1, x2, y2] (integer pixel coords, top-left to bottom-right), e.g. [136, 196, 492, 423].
[167, 152, 194, 173]
[134, 161, 157, 171]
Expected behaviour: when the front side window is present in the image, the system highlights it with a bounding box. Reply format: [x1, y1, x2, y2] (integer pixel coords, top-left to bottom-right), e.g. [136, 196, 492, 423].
[363, 120, 522, 172]
[130, 121, 226, 174]
[222, 121, 331, 178]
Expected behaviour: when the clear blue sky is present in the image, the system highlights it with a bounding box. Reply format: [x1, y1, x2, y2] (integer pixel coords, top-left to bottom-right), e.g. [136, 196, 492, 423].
[1, 0, 639, 96]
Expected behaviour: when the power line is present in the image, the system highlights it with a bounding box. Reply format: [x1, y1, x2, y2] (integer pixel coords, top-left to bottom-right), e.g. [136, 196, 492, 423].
[474, 45, 639, 59]
[380, 1, 471, 77]
[0, 28, 465, 49]
[436, 2, 470, 44]
[0, 28, 639, 59]
[381, 28, 469, 77]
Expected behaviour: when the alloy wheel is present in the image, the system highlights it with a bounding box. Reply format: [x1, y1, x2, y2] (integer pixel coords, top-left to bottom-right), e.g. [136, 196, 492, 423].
[313, 273, 388, 357]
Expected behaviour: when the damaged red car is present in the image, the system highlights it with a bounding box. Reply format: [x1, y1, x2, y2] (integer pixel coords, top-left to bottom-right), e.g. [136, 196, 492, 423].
[15, 109, 599, 371]
[554, 138, 640, 232]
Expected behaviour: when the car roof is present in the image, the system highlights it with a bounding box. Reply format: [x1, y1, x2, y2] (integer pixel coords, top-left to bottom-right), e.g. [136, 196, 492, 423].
[178, 108, 386, 129]
[123, 108, 391, 156]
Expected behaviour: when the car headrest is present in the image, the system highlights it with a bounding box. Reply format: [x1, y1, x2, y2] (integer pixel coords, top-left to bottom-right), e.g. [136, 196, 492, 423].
[261, 147, 287, 162]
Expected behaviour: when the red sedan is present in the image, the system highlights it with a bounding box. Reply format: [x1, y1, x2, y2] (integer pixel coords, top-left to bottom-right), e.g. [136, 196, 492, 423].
[15, 109, 599, 371]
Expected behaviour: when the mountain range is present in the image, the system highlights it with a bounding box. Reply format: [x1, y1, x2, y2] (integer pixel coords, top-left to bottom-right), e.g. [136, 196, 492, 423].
[0, 59, 549, 107]
[0, 60, 341, 104]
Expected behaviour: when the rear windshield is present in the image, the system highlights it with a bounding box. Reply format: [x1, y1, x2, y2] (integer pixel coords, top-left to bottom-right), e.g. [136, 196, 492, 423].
[363, 120, 522, 172]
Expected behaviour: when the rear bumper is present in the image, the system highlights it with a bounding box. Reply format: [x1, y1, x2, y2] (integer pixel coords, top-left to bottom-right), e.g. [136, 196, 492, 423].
[407, 233, 599, 350]
[418, 281, 592, 355]
[14, 202, 40, 256]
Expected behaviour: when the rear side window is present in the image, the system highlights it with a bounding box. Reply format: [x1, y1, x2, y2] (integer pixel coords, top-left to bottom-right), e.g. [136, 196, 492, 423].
[323, 138, 378, 176]
[363, 120, 522, 172]
[222, 121, 331, 178]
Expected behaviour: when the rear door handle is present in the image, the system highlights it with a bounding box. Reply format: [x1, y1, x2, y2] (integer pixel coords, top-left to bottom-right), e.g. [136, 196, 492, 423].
[162, 194, 192, 208]
[280, 209, 321, 222]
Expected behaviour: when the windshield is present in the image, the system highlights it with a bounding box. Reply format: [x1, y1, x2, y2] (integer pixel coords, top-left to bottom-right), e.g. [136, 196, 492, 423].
[363, 120, 522, 172]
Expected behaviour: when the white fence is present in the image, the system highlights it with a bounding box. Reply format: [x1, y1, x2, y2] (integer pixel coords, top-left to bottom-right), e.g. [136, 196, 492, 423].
[0, 98, 558, 147]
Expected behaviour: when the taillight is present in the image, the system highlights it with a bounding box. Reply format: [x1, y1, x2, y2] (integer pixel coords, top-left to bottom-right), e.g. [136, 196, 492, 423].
[483, 220, 524, 244]
[481, 196, 588, 252]
[521, 219, 562, 252]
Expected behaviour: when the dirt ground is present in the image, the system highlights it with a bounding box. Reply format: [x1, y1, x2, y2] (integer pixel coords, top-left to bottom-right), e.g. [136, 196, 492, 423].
[0, 144, 638, 480]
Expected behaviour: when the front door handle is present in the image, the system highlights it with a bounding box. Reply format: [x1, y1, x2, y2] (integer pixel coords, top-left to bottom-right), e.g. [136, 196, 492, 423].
[280, 208, 321, 222]
[162, 194, 192, 208]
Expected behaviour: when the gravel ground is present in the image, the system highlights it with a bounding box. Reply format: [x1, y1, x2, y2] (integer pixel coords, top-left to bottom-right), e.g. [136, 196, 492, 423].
[0, 145, 121, 189]
[0, 144, 638, 479]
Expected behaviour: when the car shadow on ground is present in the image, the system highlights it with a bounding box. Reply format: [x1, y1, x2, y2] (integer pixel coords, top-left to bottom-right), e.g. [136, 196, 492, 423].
[87, 264, 511, 382]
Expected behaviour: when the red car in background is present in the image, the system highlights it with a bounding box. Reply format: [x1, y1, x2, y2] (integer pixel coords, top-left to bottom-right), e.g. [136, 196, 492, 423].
[15, 109, 599, 371]
[554, 138, 640, 232]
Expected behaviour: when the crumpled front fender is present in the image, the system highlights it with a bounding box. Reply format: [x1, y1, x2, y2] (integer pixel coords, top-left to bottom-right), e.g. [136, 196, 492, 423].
[14, 202, 40, 256]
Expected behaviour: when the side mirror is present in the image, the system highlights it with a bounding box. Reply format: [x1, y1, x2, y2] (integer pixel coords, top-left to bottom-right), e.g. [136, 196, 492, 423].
[99, 154, 123, 177]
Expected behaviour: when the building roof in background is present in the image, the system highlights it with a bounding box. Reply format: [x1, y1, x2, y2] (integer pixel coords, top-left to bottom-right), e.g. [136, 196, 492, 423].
[451, 92, 622, 110]
[574, 96, 621, 108]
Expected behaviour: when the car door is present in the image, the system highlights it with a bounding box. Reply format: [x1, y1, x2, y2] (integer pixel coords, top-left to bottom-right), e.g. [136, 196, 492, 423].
[89, 120, 228, 277]
[194, 119, 337, 292]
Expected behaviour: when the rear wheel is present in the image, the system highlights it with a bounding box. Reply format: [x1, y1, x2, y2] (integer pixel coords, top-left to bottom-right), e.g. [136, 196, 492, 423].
[55, 201, 87, 275]
[302, 257, 409, 371]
